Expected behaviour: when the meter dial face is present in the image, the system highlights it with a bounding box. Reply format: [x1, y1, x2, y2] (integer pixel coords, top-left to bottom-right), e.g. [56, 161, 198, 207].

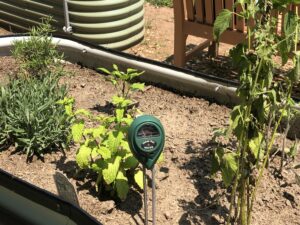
[137, 124, 160, 152]
[137, 124, 160, 138]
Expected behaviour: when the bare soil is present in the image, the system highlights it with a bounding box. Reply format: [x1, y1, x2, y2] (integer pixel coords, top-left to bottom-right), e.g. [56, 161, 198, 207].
[0, 3, 300, 225]
[0, 56, 299, 225]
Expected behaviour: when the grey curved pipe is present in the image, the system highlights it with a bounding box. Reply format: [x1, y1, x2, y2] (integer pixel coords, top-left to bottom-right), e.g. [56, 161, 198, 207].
[0, 35, 238, 105]
[0, 35, 299, 136]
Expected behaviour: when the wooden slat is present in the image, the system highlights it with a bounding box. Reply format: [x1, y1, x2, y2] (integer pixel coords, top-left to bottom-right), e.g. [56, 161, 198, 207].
[183, 20, 246, 45]
[271, 10, 279, 34]
[195, 0, 204, 22]
[235, 3, 245, 32]
[215, 0, 224, 18]
[185, 0, 195, 21]
[204, 0, 214, 24]
[225, 0, 235, 29]
[173, 0, 188, 66]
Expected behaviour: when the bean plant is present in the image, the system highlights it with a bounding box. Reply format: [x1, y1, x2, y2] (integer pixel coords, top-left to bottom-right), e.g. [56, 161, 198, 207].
[213, 1, 300, 225]
[71, 65, 145, 200]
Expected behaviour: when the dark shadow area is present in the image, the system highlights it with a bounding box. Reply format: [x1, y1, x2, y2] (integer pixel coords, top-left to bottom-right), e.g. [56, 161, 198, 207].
[53, 155, 143, 224]
[163, 43, 239, 82]
[116, 190, 144, 225]
[91, 101, 114, 115]
[178, 140, 229, 225]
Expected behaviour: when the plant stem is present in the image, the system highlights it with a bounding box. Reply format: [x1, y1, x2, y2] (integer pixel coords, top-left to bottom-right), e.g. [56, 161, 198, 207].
[280, 110, 290, 172]
[226, 173, 239, 225]
[248, 86, 291, 224]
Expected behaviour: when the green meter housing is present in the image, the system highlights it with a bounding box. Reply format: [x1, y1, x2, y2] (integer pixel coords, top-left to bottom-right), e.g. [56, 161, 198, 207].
[128, 115, 165, 169]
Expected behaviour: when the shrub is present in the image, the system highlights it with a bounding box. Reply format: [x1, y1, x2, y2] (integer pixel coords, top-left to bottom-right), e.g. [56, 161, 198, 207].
[71, 65, 145, 200]
[12, 17, 64, 79]
[146, 0, 172, 7]
[0, 76, 73, 158]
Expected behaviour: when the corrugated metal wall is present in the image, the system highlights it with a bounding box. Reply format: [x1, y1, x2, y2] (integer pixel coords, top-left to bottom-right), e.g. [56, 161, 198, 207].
[0, 0, 145, 50]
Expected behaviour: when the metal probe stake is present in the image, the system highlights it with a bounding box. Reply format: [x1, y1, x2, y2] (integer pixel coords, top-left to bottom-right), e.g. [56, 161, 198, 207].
[143, 166, 148, 225]
[152, 166, 156, 225]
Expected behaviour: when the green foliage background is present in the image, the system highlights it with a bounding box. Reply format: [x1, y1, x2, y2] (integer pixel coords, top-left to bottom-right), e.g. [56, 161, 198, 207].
[146, 0, 172, 7]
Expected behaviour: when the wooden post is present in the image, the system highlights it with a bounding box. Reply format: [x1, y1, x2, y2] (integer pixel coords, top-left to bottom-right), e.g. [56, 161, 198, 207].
[173, 0, 188, 67]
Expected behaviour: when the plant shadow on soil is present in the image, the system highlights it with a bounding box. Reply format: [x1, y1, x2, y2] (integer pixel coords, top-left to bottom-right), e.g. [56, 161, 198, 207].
[178, 140, 229, 225]
[53, 155, 145, 225]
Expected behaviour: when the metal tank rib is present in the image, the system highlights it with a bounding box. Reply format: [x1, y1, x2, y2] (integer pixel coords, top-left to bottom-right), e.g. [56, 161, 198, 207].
[0, 0, 145, 50]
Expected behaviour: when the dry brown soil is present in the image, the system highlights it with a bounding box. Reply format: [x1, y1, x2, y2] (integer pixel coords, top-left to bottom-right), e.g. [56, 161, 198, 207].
[0, 3, 300, 225]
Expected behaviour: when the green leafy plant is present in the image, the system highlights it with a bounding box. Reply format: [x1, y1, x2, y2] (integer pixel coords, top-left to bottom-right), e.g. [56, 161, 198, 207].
[71, 65, 145, 200]
[0, 76, 73, 158]
[146, 0, 172, 7]
[12, 17, 64, 79]
[212, 1, 300, 225]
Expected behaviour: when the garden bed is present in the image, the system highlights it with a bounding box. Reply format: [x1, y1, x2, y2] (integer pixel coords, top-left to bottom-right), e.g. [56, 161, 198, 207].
[1, 3, 300, 225]
[0, 56, 299, 225]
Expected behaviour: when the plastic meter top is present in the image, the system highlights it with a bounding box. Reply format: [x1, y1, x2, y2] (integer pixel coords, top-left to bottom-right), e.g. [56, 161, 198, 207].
[128, 115, 165, 169]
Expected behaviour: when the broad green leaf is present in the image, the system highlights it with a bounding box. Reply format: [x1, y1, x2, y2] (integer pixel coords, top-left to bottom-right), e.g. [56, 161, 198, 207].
[113, 64, 119, 72]
[213, 9, 233, 41]
[157, 153, 164, 164]
[230, 105, 244, 139]
[107, 131, 124, 154]
[120, 140, 131, 153]
[288, 52, 300, 83]
[112, 96, 125, 105]
[127, 68, 137, 74]
[229, 43, 247, 68]
[221, 152, 238, 187]
[128, 70, 144, 79]
[103, 156, 122, 184]
[249, 132, 263, 159]
[74, 109, 91, 117]
[121, 99, 133, 108]
[211, 149, 222, 175]
[72, 121, 84, 143]
[83, 128, 93, 136]
[91, 159, 106, 172]
[76, 145, 92, 169]
[130, 83, 145, 91]
[287, 141, 298, 158]
[92, 126, 106, 138]
[123, 154, 139, 169]
[98, 146, 111, 160]
[278, 37, 289, 65]
[116, 169, 129, 201]
[122, 115, 133, 126]
[116, 109, 124, 123]
[284, 11, 297, 42]
[98, 67, 111, 75]
[134, 170, 144, 189]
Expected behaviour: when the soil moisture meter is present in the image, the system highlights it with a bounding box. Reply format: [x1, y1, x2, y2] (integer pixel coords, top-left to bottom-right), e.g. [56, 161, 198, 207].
[128, 115, 165, 225]
[128, 115, 165, 169]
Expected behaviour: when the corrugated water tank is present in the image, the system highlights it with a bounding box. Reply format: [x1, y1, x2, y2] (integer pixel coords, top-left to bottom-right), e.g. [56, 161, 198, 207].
[0, 0, 145, 50]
